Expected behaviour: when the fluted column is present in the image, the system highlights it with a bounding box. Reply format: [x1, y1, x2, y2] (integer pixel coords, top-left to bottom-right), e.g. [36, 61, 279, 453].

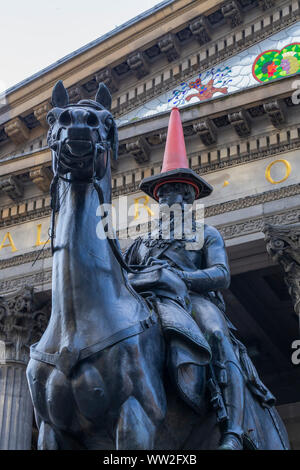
[0, 286, 49, 449]
[264, 222, 300, 316]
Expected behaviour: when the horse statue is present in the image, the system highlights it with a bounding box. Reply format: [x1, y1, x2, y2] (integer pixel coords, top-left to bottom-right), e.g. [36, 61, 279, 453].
[26, 81, 290, 450]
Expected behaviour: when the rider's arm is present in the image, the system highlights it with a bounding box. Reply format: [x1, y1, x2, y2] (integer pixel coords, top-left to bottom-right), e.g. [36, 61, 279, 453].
[182, 225, 230, 293]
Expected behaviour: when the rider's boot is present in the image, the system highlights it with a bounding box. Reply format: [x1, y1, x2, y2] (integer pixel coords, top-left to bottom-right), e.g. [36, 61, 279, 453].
[212, 331, 245, 450]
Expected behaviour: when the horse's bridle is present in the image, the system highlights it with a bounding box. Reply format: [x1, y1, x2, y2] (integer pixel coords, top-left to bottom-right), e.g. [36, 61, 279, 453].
[50, 138, 169, 275]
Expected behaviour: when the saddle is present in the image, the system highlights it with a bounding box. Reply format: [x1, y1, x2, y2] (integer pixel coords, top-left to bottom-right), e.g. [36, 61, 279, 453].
[128, 266, 212, 413]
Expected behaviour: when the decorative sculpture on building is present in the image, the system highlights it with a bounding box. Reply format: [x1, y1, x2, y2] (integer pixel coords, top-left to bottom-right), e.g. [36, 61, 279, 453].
[264, 222, 300, 317]
[26, 80, 290, 450]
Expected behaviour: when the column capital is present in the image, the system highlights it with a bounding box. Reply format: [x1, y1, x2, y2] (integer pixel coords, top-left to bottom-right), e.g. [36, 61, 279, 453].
[0, 285, 50, 364]
[264, 223, 300, 315]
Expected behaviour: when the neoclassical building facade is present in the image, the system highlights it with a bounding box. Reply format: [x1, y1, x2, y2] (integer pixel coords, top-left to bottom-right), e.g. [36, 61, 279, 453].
[0, 0, 300, 449]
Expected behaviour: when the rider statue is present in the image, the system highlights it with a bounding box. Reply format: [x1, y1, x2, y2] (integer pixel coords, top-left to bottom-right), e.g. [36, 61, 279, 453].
[124, 108, 276, 450]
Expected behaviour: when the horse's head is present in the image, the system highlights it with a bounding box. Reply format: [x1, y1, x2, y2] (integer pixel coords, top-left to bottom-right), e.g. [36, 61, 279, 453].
[47, 80, 118, 181]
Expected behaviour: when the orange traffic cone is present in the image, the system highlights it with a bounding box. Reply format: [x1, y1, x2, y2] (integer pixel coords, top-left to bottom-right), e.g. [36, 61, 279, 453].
[140, 107, 213, 201]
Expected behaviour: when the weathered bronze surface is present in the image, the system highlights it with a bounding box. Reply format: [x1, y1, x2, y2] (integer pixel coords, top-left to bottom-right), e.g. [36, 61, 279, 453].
[26, 81, 290, 450]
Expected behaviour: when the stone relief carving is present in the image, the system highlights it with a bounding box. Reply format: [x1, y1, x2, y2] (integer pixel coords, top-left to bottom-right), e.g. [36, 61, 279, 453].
[264, 222, 300, 315]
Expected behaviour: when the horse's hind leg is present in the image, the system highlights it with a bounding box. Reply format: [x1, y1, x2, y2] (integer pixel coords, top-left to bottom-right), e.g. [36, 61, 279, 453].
[116, 396, 156, 450]
[38, 421, 59, 450]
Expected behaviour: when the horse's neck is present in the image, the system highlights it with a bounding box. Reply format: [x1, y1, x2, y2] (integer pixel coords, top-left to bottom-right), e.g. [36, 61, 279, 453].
[47, 173, 144, 351]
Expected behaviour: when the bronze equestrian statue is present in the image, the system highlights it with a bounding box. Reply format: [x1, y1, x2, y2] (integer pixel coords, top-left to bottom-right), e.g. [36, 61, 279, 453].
[26, 81, 290, 450]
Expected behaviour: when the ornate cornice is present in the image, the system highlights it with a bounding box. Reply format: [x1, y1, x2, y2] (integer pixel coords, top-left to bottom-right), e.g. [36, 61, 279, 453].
[112, 1, 300, 120]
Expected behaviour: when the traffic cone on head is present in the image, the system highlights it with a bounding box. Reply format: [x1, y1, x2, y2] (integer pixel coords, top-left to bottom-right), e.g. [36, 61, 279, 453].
[140, 107, 213, 201]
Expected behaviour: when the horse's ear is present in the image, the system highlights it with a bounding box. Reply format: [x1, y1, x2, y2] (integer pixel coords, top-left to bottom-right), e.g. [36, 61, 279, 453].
[51, 80, 69, 107]
[95, 83, 112, 111]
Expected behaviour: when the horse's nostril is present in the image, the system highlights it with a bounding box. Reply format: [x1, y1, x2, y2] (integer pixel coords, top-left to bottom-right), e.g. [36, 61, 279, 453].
[59, 110, 72, 126]
[86, 113, 99, 127]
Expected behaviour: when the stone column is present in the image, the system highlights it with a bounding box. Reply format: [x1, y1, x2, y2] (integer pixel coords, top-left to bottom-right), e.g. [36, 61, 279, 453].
[0, 286, 49, 449]
[264, 222, 300, 316]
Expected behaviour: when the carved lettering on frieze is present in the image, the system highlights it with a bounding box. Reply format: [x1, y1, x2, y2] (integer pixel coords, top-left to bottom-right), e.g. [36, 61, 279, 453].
[126, 137, 150, 163]
[263, 100, 286, 128]
[4, 117, 29, 145]
[189, 15, 211, 45]
[221, 0, 243, 27]
[29, 166, 53, 193]
[264, 223, 300, 315]
[0, 176, 23, 201]
[193, 119, 217, 146]
[33, 102, 51, 129]
[127, 52, 150, 79]
[95, 68, 119, 93]
[158, 33, 181, 62]
[228, 109, 251, 137]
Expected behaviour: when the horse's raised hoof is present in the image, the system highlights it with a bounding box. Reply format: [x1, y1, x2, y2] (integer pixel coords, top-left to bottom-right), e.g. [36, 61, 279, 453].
[218, 433, 243, 450]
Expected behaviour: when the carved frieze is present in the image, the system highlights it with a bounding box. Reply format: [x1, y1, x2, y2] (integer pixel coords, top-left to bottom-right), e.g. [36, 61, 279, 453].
[126, 137, 150, 163]
[95, 67, 119, 93]
[193, 119, 217, 146]
[189, 15, 211, 45]
[4, 117, 29, 145]
[29, 166, 53, 193]
[127, 52, 149, 79]
[33, 102, 51, 129]
[0, 176, 23, 201]
[228, 110, 251, 137]
[158, 33, 181, 62]
[222, 0, 243, 27]
[264, 223, 300, 315]
[263, 100, 286, 128]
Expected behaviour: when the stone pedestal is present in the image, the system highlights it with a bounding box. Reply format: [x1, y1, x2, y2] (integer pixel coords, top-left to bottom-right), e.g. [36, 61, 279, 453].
[0, 286, 49, 449]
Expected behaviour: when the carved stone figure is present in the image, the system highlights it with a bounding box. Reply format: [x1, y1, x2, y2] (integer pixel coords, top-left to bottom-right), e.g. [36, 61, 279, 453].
[26, 81, 289, 450]
[264, 222, 300, 316]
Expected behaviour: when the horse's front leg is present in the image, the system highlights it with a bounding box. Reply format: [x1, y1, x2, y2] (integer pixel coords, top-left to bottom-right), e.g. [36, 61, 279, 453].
[116, 396, 157, 450]
[37, 421, 59, 450]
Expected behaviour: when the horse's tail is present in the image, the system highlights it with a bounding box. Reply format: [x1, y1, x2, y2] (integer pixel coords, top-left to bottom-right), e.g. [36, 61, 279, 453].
[243, 387, 290, 450]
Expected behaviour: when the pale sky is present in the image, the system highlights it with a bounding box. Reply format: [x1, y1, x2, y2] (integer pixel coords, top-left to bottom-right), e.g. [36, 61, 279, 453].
[0, 0, 165, 93]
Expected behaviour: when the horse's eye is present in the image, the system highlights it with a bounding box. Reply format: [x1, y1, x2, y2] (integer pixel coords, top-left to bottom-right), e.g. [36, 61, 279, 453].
[47, 114, 56, 126]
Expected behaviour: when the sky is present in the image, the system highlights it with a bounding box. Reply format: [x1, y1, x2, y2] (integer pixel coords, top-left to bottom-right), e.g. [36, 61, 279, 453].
[0, 0, 165, 93]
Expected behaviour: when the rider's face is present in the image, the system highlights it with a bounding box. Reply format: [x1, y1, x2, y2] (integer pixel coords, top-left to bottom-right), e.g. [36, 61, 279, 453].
[157, 182, 195, 208]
